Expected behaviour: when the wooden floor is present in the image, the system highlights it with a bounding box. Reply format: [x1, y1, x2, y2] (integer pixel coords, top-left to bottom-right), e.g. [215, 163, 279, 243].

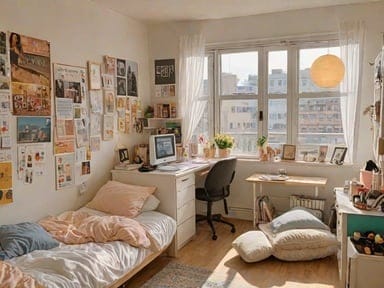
[125, 218, 341, 288]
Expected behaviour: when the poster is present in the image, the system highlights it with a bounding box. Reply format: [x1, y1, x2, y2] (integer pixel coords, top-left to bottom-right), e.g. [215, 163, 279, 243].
[17, 116, 51, 143]
[0, 31, 10, 91]
[0, 162, 12, 189]
[103, 114, 114, 140]
[114, 57, 138, 97]
[10, 32, 51, 116]
[155, 59, 175, 85]
[55, 154, 74, 190]
[53, 64, 86, 102]
[90, 136, 101, 152]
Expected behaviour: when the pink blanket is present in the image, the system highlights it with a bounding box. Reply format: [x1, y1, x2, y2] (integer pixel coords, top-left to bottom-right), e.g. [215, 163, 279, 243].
[39, 211, 151, 248]
[0, 261, 45, 288]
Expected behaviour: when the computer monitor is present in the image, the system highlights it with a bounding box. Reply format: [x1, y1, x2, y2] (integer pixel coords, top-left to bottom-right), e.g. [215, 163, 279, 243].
[149, 134, 177, 166]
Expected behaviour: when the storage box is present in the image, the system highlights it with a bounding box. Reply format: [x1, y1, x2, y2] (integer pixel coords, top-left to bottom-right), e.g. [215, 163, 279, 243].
[347, 237, 384, 288]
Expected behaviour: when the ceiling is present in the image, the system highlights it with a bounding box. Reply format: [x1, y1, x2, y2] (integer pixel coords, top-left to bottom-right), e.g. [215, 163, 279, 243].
[90, 0, 380, 23]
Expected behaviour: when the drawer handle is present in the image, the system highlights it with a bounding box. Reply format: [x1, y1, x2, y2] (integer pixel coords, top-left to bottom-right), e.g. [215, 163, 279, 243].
[181, 178, 189, 182]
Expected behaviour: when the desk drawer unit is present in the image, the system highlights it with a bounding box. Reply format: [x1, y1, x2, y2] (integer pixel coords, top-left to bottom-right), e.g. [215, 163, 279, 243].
[176, 173, 196, 249]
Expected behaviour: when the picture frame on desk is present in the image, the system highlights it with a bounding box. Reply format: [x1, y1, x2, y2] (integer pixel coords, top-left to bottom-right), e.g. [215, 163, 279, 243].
[118, 148, 129, 163]
[330, 146, 347, 165]
[282, 144, 296, 160]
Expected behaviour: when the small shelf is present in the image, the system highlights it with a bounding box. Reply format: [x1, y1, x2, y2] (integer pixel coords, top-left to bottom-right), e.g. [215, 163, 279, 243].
[147, 117, 181, 121]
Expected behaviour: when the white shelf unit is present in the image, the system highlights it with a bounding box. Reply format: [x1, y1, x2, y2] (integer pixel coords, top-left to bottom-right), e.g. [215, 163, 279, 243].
[335, 188, 384, 287]
[144, 118, 182, 130]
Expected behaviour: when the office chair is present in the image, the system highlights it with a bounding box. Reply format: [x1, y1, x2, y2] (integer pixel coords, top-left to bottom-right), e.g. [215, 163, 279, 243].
[195, 158, 237, 240]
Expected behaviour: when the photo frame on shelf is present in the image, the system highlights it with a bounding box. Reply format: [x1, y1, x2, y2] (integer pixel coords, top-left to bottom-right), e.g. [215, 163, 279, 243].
[318, 145, 328, 163]
[118, 148, 129, 163]
[88, 62, 101, 90]
[330, 147, 347, 165]
[282, 144, 296, 160]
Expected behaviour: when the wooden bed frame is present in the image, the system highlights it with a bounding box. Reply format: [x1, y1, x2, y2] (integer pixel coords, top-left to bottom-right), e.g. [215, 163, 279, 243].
[108, 242, 172, 288]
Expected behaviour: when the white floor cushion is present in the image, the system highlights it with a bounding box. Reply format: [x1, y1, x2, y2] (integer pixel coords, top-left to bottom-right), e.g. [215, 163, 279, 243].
[232, 231, 273, 263]
[259, 223, 337, 261]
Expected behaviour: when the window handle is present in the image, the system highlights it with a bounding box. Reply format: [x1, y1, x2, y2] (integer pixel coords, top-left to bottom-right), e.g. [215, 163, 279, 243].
[259, 111, 263, 121]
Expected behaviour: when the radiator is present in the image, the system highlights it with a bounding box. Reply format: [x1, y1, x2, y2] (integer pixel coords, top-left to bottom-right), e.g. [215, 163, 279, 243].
[289, 195, 325, 220]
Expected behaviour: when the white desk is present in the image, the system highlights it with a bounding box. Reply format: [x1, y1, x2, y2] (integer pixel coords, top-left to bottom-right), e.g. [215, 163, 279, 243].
[245, 173, 327, 227]
[111, 161, 210, 256]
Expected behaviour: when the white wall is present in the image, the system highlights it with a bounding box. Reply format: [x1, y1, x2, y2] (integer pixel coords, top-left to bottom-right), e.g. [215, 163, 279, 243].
[148, 2, 384, 220]
[0, 0, 151, 224]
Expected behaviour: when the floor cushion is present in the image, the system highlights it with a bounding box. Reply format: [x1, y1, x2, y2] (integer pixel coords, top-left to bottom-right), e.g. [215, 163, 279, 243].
[232, 231, 273, 263]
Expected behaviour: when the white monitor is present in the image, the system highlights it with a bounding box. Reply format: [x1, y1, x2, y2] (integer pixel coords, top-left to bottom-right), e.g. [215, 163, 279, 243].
[149, 134, 177, 166]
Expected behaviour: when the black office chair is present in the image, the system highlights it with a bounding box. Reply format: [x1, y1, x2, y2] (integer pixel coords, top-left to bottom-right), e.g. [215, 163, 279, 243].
[195, 158, 237, 240]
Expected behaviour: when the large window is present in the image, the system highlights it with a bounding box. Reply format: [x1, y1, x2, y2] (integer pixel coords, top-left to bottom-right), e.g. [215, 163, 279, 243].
[194, 38, 346, 160]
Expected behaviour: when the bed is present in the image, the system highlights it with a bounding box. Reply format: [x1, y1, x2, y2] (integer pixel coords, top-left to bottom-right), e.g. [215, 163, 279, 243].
[0, 181, 177, 288]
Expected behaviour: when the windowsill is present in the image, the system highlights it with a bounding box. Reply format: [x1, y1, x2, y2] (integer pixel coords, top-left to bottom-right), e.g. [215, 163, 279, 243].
[236, 157, 356, 168]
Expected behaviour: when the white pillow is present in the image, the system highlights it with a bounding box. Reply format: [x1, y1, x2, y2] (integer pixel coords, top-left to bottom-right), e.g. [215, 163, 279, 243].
[141, 195, 160, 212]
[270, 207, 329, 233]
[259, 223, 337, 261]
[232, 231, 273, 263]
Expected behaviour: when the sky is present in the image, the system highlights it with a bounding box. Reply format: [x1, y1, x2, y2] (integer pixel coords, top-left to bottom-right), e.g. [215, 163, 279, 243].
[217, 46, 340, 82]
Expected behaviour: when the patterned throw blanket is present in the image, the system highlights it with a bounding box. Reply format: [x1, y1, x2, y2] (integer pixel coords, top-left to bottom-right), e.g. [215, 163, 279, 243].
[39, 210, 152, 248]
[0, 261, 45, 288]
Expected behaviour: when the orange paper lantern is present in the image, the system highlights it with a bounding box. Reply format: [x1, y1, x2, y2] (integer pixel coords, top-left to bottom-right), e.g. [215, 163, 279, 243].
[310, 54, 345, 88]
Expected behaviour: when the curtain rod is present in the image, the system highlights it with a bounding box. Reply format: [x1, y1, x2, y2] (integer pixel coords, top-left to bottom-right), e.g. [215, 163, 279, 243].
[206, 31, 339, 50]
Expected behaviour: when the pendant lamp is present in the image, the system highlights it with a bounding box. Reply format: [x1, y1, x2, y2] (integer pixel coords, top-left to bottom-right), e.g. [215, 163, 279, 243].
[310, 54, 345, 88]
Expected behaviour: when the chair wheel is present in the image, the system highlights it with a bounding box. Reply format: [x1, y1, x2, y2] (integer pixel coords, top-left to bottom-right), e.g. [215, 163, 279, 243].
[231, 227, 236, 233]
[212, 234, 218, 240]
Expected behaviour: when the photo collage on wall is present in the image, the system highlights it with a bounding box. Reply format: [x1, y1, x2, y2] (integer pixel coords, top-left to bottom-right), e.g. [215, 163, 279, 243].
[0, 31, 12, 204]
[8, 32, 52, 195]
[103, 55, 141, 135]
[53, 63, 92, 189]
[0, 29, 145, 200]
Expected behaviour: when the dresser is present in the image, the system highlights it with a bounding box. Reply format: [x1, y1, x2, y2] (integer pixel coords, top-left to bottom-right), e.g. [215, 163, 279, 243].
[335, 188, 384, 287]
[111, 163, 209, 256]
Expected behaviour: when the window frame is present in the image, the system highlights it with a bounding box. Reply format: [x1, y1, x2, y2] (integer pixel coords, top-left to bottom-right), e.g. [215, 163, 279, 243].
[203, 35, 345, 159]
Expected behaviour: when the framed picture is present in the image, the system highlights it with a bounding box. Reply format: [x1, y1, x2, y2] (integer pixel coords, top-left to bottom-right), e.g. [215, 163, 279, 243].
[282, 144, 296, 160]
[88, 62, 101, 90]
[318, 145, 328, 163]
[330, 147, 347, 165]
[118, 148, 129, 163]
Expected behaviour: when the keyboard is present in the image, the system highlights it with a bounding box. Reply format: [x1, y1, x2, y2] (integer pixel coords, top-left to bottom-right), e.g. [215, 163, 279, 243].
[157, 162, 204, 172]
[157, 165, 180, 172]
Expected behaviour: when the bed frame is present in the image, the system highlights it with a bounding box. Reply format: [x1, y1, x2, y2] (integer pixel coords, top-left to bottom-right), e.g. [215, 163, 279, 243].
[108, 242, 172, 288]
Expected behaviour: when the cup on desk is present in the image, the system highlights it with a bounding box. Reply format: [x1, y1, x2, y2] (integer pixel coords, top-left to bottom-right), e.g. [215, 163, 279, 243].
[176, 146, 185, 162]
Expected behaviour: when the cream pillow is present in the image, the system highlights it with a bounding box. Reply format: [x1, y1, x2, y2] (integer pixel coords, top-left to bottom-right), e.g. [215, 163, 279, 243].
[141, 194, 160, 212]
[87, 181, 156, 218]
[273, 245, 338, 261]
[232, 231, 273, 263]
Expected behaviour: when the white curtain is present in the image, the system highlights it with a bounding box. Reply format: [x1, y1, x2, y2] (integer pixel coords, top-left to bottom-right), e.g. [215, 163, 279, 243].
[338, 20, 365, 163]
[178, 34, 206, 147]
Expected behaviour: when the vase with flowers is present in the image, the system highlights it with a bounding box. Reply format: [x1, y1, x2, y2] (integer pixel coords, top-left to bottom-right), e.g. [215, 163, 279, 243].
[214, 133, 234, 158]
[257, 136, 268, 161]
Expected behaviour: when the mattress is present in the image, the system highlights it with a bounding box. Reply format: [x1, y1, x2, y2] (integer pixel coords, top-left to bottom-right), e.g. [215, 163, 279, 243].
[6, 209, 176, 288]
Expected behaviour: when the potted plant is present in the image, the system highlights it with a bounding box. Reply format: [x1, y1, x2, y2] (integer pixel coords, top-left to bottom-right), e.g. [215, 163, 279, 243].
[257, 136, 268, 160]
[214, 133, 234, 158]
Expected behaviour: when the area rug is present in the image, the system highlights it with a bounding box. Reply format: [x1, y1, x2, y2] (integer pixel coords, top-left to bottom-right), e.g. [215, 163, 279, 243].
[141, 262, 229, 288]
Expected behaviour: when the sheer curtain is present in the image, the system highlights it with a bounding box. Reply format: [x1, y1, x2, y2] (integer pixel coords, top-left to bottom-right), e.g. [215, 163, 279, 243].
[338, 20, 365, 163]
[178, 34, 206, 147]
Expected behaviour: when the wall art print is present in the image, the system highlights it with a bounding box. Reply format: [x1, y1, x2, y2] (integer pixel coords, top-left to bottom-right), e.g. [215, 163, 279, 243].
[10, 32, 51, 116]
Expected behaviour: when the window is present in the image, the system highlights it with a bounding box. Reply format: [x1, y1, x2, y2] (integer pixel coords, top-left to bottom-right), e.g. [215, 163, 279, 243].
[199, 37, 346, 160]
